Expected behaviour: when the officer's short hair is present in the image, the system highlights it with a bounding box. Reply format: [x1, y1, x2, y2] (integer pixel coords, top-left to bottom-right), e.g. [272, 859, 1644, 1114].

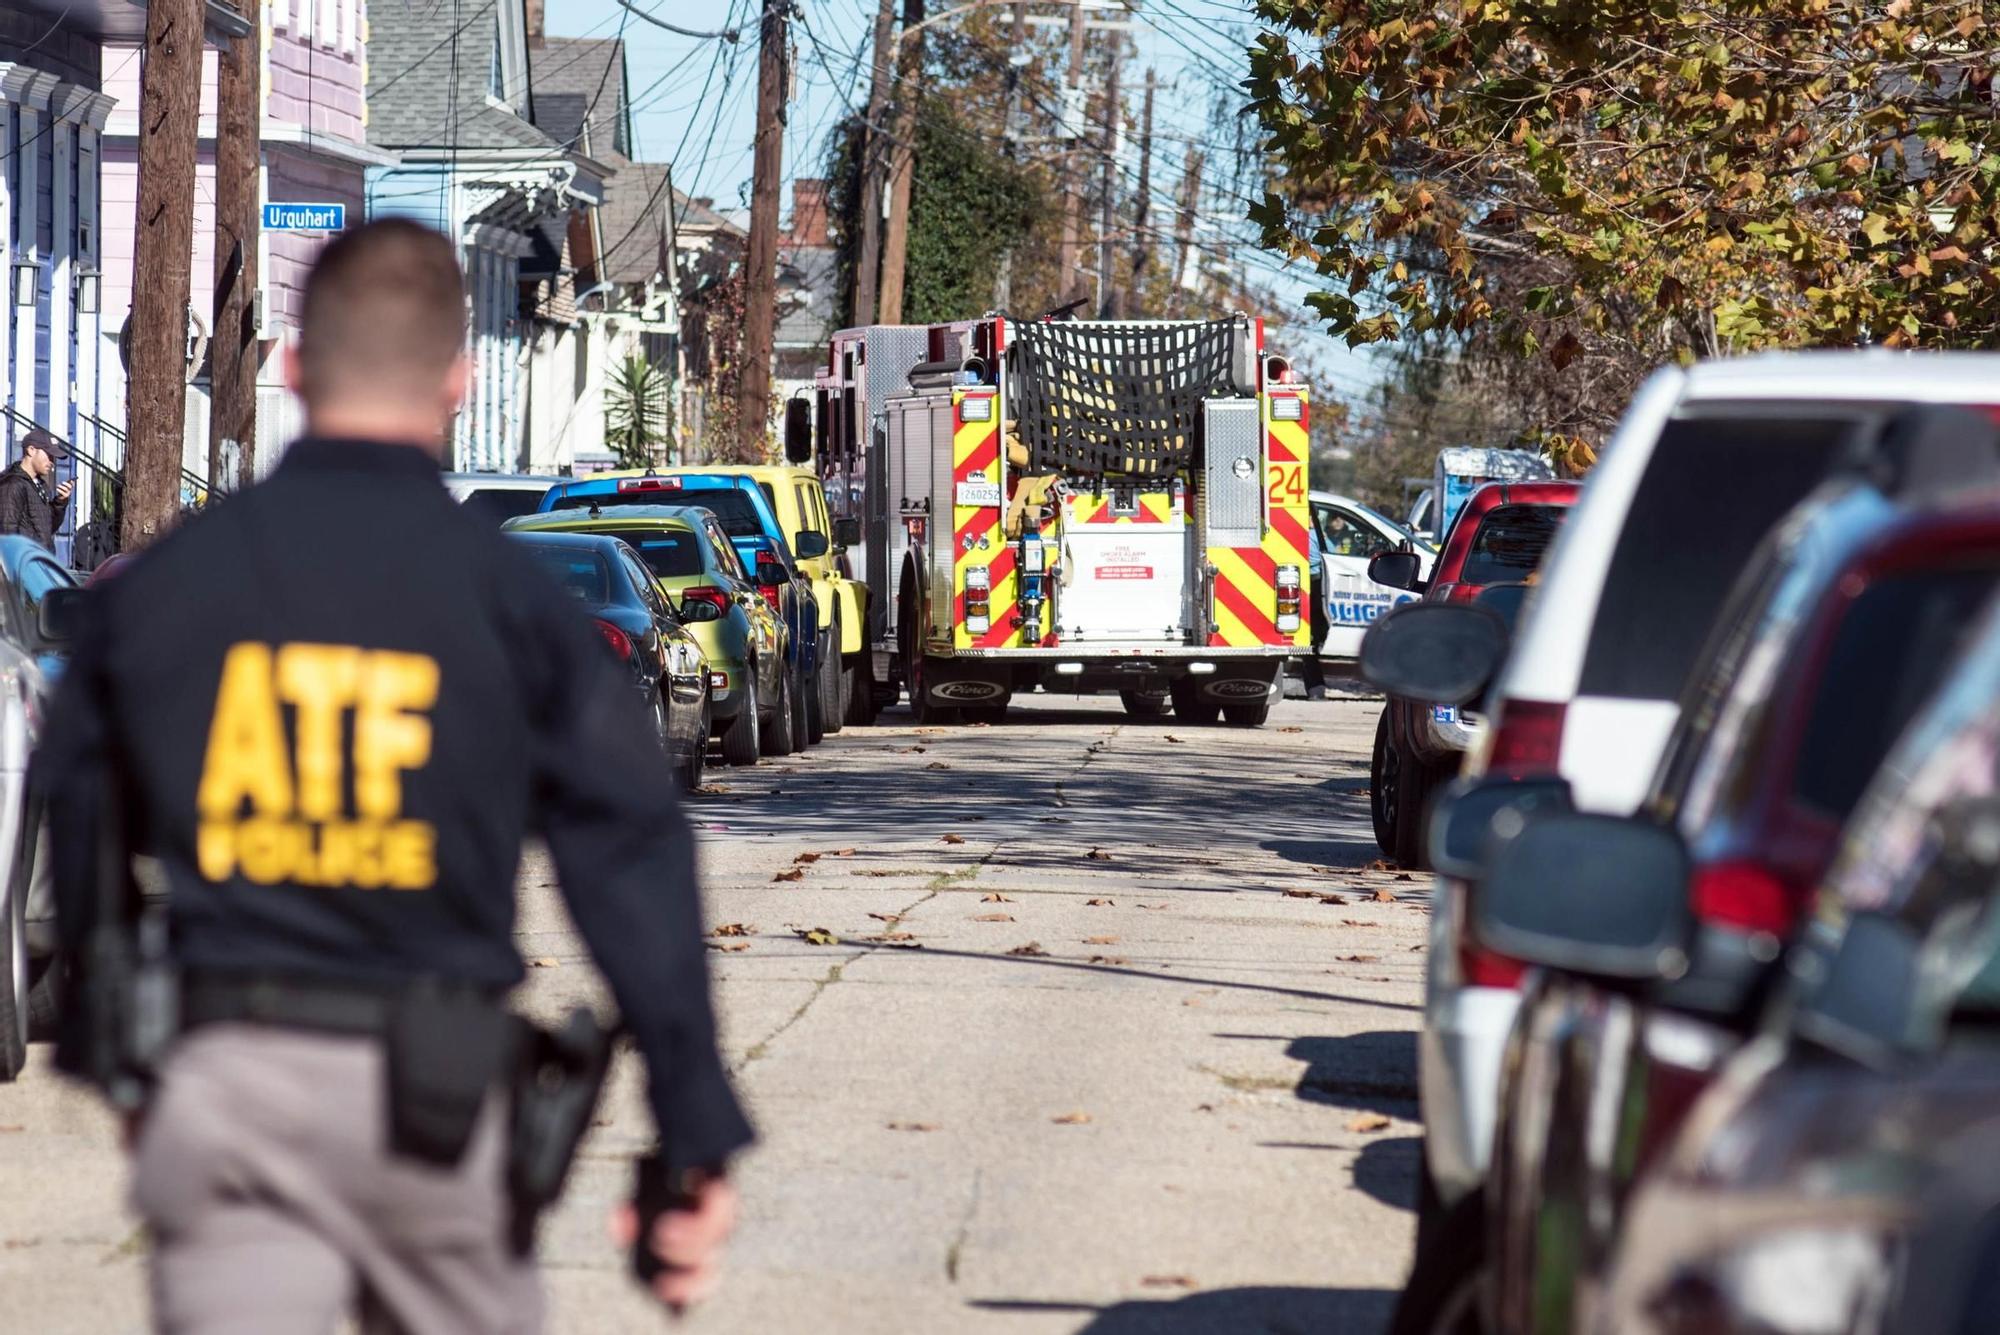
[298, 220, 466, 402]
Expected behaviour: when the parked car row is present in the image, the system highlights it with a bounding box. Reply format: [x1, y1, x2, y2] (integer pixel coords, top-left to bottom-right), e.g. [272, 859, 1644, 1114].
[1357, 350, 2000, 1335]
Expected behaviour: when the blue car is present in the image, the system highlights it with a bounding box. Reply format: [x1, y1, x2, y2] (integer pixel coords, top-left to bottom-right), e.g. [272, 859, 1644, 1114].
[539, 472, 821, 745]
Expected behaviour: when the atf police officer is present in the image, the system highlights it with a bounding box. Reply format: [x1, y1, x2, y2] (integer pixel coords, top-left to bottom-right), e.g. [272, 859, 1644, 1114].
[39, 220, 751, 1332]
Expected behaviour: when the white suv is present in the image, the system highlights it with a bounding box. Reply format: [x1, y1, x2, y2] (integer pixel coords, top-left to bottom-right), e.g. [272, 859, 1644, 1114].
[1419, 350, 2000, 1224]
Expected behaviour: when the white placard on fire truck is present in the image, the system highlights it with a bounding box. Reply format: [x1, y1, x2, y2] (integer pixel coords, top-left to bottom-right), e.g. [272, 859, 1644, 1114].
[955, 479, 1003, 508]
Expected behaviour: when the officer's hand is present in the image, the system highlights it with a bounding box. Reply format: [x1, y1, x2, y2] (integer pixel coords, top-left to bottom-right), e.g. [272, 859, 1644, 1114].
[610, 1173, 739, 1314]
[54, 480, 71, 502]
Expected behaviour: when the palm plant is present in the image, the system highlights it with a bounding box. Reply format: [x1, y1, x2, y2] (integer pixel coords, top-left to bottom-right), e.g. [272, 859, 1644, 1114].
[606, 353, 672, 470]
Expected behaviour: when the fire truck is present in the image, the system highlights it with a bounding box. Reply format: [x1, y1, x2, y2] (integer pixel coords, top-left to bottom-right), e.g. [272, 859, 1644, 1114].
[788, 314, 1310, 726]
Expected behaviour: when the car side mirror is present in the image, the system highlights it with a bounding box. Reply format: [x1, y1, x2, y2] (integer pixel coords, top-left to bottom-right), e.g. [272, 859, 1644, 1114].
[832, 516, 861, 549]
[38, 586, 88, 643]
[795, 530, 830, 559]
[1359, 601, 1509, 704]
[783, 397, 813, 465]
[1368, 550, 1423, 591]
[678, 597, 723, 624]
[1428, 774, 1575, 882]
[754, 556, 785, 588]
[1475, 813, 1693, 985]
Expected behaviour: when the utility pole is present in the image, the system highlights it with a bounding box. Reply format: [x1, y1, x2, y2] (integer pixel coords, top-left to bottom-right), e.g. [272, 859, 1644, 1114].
[736, 0, 788, 461]
[876, 0, 925, 325]
[1056, 0, 1089, 304]
[851, 0, 897, 325]
[1095, 44, 1122, 318]
[990, 1, 1031, 311]
[123, 0, 204, 551]
[1129, 67, 1155, 311]
[211, 13, 261, 493]
[1170, 144, 1203, 318]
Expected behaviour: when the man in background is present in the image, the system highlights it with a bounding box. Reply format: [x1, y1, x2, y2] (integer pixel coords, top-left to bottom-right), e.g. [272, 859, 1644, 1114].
[0, 426, 72, 551]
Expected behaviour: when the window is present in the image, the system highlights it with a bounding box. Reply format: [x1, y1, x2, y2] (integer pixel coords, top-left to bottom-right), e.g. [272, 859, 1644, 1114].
[706, 521, 746, 580]
[616, 548, 665, 615]
[550, 487, 766, 537]
[489, 31, 505, 100]
[459, 488, 548, 524]
[1579, 415, 1859, 700]
[1459, 504, 1567, 586]
[622, 529, 706, 579]
[1314, 505, 1393, 560]
[520, 544, 611, 605]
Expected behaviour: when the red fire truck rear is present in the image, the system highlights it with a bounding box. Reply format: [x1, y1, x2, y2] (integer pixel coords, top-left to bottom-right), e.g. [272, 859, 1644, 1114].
[793, 314, 1310, 726]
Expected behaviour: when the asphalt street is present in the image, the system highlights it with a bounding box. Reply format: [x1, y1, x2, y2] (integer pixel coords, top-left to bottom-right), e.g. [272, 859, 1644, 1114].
[0, 692, 1425, 1334]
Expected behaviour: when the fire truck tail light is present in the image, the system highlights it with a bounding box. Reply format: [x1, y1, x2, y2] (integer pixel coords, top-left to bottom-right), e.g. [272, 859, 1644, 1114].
[960, 396, 994, 422]
[1270, 395, 1304, 421]
[965, 565, 991, 633]
[1275, 564, 1302, 632]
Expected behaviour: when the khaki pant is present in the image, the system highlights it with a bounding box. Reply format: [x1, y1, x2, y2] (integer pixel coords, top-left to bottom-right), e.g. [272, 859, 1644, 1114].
[131, 1024, 541, 1335]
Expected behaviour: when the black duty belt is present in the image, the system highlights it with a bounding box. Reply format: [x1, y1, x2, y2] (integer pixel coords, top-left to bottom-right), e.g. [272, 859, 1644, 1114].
[181, 973, 501, 1038]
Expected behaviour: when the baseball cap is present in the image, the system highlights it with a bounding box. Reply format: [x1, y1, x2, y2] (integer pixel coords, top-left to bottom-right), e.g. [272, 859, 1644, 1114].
[21, 427, 66, 461]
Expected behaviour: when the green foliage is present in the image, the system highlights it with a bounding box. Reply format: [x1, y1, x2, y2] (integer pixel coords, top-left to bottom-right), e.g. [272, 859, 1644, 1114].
[605, 353, 671, 470]
[1247, 0, 2000, 370]
[902, 104, 1046, 322]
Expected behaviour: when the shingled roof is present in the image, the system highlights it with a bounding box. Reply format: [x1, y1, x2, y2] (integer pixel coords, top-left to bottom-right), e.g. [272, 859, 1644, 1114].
[531, 36, 627, 158]
[367, 0, 563, 154]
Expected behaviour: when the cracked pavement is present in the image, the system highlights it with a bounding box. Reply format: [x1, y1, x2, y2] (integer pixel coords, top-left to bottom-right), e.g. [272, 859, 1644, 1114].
[0, 692, 1424, 1334]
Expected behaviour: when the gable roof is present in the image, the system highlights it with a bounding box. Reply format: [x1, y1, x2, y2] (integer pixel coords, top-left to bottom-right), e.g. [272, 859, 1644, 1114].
[530, 36, 627, 158]
[367, 0, 563, 154]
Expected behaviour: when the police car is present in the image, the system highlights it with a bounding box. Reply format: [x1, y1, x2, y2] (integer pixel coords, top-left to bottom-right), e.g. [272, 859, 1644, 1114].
[1308, 490, 1435, 659]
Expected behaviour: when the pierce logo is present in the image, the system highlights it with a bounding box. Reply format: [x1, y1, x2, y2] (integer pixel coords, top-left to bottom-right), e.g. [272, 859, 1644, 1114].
[933, 679, 1004, 702]
[1206, 678, 1271, 699]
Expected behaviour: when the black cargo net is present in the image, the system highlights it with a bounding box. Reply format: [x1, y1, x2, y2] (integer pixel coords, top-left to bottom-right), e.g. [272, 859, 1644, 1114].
[1009, 320, 1239, 477]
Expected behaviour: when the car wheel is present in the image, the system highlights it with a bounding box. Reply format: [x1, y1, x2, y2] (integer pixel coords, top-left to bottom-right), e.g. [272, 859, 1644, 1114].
[1118, 688, 1171, 718]
[1371, 711, 1398, 856]
[843, 656, 876, 726]
[792, 665, 814, 751]
[0, 876, 27, 1082]
[817, 628, 843, 735]
[720, 676, 761, 767]
[1169, 678, 1220, 726]
[1389, 1188, 1488, 1335]
[1222, 699, 1272, 727]
[1392, 745, 1443, 870]
[761, 665, 797, 756]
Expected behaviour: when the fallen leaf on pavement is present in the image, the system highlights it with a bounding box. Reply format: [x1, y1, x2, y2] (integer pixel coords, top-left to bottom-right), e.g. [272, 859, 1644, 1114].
[1371, 889, 1399, 903]
[1282, 888, 1317, 899]
[1007, 941, 1049, 956]
[0, 1124, 21, 1132]
[1318, 893, 1348, 905]
[1052, 1111, 1093, 1125]
[898, 746, 928, 754]
[1084, 935, 1119, 945]
[1277, 725, 1303, 733]
[887, 1121, 939, 1132]
[1342, 919, 1374, 928]
[1346, 1112, 1392, 1133]
[866, 931, 916, 943]
[833, 847, 857, 857]
[1365, 858, 1397, 871]
[941, 833, 966, 845]
[1089, 955, 1130, 966]
[773, 868, 805, 883]
[1395, 873, 1414, 882]
[694, 784, 731, 796]
[1194, 1104, 1215, 1113]
[1137, 903, 1171, 911]
[981, 892, 1015, 903]
[527, 957, 560, 968]
[974, 912, 1016, 923]
[794, 852, 822, 864]
[709, 923, 754, 937]
[1086, 898, 1115, 907]
[1339, 954, 1381, 964]
[1141, 1275, 1197, 1290]
[1085, 848, 1114, 861]
[868, 912, 902, 924]
[925, 761, 951, 771]
[705, 941, 750, 953]
[1163, 734, 1186, 743]
[795, 928, 840, 946]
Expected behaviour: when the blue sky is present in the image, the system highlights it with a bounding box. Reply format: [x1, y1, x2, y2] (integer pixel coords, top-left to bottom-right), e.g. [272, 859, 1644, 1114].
[546, 1, 1385, 406]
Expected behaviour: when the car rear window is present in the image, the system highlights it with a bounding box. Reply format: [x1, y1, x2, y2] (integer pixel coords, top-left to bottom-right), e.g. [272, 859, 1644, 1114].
[1459, 504, 1567, 586]
[551, 486, 765, 537]
[460, 488, 548, 524]
[519, 544, 611, 605]
[622, 529, 705, 578]
[1578, 415, 1860, 700]
[1790, 567, 2000, 819]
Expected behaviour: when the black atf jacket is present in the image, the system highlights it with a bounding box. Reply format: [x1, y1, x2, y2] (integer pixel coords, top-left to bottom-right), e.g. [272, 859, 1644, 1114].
[39, 438, 752, 1175]
[0, 461, 68, 552]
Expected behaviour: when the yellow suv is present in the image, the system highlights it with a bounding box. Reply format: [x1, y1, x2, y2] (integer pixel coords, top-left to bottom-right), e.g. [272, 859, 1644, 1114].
[656, 464, 868, 731]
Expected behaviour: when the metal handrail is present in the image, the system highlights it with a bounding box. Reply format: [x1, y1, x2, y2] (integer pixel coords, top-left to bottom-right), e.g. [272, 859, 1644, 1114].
[0, 406, 123, 487]
[76, 409, 125, 444]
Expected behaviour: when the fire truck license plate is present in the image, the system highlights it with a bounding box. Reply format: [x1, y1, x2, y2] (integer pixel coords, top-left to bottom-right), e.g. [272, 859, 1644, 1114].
[955, 479, 1003, 507]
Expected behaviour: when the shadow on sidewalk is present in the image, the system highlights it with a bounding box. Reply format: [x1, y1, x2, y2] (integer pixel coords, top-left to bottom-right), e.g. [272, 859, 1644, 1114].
[970, 1285, 1396, 1332]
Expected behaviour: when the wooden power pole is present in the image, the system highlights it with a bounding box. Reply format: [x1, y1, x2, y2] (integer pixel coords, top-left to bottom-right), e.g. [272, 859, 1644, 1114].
[1095, 45, 1122, 318]
[1056, 0, 1089, 304]
[736, 0, 788, 460]
[211, 11, 261, 493]
[124, 0, 204, 550]
[851, 0, 897, 325]
[1129, 67, 1155, 308]
[876, 0, 925, 325]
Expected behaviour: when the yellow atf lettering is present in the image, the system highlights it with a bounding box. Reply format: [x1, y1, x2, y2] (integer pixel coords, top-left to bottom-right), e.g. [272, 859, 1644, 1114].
[354, 651, 440, 820]
[197, 643, 294, 820]
[276, 644, 363, 821]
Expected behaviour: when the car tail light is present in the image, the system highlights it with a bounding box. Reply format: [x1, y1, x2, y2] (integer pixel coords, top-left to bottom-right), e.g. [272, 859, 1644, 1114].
[708, 670, 728, 690]
[1487, 699, 1566, 777]
[1688, 859, 1800, 936]
[964, 565, 991, 634]
[756, 580, 783, 612]
[1275, 564, 1302, 633]
[682, 586, 731, 614]
[616, 476, 681, 493]
[594, 619, 634, 660]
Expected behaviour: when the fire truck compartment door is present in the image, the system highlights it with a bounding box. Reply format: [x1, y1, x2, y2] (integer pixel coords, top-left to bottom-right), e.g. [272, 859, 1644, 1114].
[1058, 517, 1188, 643]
